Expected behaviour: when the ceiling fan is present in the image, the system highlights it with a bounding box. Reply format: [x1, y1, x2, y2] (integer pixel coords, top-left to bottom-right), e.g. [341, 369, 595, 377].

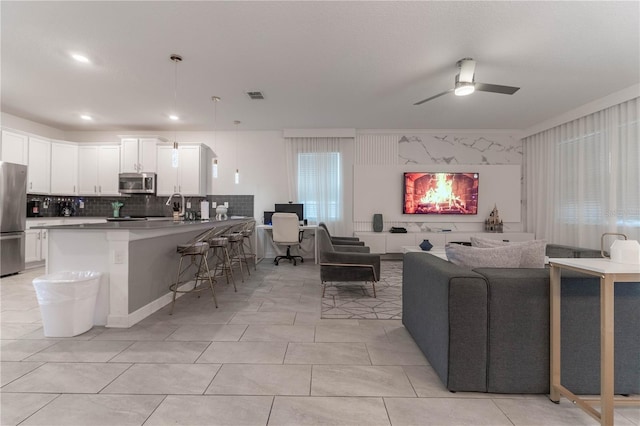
[414, 58, 520, 105]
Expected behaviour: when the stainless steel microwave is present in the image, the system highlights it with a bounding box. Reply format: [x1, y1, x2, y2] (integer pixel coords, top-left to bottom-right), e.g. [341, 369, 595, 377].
[118, 173, 156, 194]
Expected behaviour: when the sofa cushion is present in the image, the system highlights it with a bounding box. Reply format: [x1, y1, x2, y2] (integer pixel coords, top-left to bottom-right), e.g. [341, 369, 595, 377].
[445, 243, 522, 268]
[470, 236, 547, 268]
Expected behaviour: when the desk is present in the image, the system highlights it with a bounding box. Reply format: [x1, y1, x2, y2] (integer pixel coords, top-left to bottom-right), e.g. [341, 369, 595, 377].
[256, 224, 318, 264]
[549, 258, 640, 425]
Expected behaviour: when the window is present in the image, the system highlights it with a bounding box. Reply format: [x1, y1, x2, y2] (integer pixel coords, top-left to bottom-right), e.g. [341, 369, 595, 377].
[297, 152, 341, 223]
[556, 131, 607, 225]
[525, 97, 639, 247]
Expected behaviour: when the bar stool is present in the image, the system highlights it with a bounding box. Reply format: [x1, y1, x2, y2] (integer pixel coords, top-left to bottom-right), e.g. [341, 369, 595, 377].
[208, 236, 237, 292]
[169, 237, 217, 315]
[241, 221, 257, 271]
[225, 232, 248, 282]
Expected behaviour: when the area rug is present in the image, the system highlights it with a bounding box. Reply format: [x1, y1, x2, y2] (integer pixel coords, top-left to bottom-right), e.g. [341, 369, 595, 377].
[321, 261, 402, 320]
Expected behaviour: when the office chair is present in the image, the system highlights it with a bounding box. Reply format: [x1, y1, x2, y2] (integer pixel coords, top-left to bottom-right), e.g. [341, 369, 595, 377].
[272, 212, 304, 266]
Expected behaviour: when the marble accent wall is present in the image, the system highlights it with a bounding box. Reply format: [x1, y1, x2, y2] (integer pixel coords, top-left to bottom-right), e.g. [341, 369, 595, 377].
[398, 134, 522, 165]
[354, 132, 524, 233]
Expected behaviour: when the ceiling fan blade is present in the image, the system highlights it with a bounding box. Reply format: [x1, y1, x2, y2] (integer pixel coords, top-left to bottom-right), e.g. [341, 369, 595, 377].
[413, 88, 454, 105]
[475, 83, 520, 95]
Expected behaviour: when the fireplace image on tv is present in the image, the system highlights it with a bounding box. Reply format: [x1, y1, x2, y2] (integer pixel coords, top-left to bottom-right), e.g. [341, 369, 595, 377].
[404, 172, 479, 215]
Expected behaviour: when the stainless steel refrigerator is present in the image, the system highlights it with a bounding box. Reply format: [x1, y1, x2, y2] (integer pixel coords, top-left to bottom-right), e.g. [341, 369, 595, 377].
[1, 162, 27, 277]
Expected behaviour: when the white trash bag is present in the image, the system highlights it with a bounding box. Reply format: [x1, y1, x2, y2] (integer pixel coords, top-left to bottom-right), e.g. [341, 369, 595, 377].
[32, 271, 102, 337]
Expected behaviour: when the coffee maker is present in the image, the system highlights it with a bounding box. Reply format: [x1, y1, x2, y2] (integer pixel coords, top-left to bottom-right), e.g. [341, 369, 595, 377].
[27, 199, 42, 217]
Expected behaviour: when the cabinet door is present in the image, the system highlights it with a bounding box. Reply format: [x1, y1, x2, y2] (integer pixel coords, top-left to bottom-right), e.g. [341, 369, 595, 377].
[78, 146, 99, 195]
[120, 138, 139, 173]
[138, 138, 158, 173]
[27, 137, 51, 194]
[25, 229, 41, 263]
[98, 146, 120, 195]
[386, 234, 416, 253]
[1, 130, 29, 165]
[41, 229, 49, 261]
[50, 142, 78, 195]
[355, 233, 387, 254]
[177, 145, 201, 195]
[156, 146, 178, 195]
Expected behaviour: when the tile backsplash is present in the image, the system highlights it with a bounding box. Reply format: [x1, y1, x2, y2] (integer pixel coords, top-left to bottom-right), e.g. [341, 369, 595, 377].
[26, 194, 254, 218]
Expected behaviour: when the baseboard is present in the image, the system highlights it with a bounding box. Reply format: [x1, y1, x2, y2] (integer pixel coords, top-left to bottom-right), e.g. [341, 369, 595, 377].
[106, 280, 196, 328]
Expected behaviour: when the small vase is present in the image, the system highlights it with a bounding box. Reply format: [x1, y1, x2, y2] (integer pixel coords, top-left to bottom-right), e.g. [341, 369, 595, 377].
[419, 239, 433, 251]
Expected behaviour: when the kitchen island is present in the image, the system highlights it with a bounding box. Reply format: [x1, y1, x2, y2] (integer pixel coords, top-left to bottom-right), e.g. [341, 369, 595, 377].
[39, 218, 254, 328]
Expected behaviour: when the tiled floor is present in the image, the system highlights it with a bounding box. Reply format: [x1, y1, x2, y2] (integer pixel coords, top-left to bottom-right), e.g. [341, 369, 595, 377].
[2, 263, 639, 425]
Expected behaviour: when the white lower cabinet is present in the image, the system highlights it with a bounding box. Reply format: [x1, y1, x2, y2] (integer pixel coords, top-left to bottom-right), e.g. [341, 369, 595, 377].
[25, 229, 43, 263]
[354, 231, 535, 254]
[25, 219, 63, 265]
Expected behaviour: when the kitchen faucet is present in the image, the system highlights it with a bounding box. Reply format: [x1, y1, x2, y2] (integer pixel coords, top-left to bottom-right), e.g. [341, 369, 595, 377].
[165, 193, 185, 217]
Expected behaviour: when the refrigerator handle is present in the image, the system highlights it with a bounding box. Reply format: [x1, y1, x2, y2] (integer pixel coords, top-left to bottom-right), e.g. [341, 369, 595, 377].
[0, 233, 24, 241]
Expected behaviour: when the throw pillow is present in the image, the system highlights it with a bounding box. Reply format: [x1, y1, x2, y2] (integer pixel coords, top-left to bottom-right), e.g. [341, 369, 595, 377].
[470, 236, 547, 268]
[445, 243, 523, 268]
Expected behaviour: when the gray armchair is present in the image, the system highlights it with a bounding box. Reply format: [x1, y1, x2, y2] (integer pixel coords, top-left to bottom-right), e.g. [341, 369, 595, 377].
[318, 222, 364, 246]
[317, 227, 380, 297]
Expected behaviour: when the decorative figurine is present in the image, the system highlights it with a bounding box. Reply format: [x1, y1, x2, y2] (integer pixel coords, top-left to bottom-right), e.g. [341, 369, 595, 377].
[485, 204, 504, 233]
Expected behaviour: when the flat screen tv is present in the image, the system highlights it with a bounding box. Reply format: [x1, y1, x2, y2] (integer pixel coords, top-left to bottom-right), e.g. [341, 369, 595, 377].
[275, 203, 304, 221]
[403, 172, 479, 215]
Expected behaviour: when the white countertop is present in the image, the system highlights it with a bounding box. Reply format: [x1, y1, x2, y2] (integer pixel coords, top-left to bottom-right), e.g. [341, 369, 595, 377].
[549, 257, 640, 274]
[32, 217, 250, 230]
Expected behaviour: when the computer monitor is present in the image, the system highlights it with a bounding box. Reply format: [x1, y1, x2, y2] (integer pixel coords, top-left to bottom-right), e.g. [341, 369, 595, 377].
[263, 211, 275, 225]
[274, 203, 304, 221]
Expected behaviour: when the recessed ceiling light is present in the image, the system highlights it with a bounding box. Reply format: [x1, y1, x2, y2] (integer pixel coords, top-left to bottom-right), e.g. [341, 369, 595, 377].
[169, 115, 179, 121]
[80, 114, 93, 120]
[71, 53, 90, 63]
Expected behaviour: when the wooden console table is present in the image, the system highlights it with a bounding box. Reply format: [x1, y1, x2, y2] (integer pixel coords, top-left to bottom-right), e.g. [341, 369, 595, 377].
[549, 258, 640, 425]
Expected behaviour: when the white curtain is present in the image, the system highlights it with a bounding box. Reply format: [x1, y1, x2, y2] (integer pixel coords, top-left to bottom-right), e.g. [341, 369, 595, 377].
[524, 97, 639, 249]
[285, 137, 349, 235]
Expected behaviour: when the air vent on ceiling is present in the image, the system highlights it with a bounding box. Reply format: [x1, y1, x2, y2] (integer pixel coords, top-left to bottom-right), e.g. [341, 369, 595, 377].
[246, 91, 265, 100]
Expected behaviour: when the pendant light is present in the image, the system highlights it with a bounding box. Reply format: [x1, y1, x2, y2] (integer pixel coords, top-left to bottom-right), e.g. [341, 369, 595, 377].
[211, 96, 221, 178]
[234, 120, 240, 184]
[170, 54, 182, 168]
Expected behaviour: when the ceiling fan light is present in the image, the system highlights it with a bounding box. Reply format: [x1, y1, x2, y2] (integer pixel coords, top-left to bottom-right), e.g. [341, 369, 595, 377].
[454, 82, 475, 96]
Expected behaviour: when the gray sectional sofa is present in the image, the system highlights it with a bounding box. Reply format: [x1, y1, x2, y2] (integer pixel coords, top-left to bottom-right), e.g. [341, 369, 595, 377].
[402, 249, 640, 394]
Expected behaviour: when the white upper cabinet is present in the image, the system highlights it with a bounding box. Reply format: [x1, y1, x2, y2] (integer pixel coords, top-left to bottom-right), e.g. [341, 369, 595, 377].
[27, 136, 51, 194]
[156, 144, 209, 196]
[120, 137, 160, 173]
[99, 145, 121, 194]
[1, 130, 29, 165]
[50, 141, 78, 195]
[78, 145, 120, 195]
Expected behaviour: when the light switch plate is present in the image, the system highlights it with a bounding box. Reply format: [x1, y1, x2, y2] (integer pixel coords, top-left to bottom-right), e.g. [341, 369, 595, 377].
[224, 202, 229, 208]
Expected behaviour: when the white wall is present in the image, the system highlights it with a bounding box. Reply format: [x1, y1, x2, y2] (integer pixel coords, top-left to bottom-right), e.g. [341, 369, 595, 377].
[2, 112, 525, 231]
[66, 129, 289, 223]
[1, 113, 66, 140]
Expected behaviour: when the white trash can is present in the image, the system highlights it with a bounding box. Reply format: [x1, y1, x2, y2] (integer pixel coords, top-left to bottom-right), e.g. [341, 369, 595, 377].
[32, 271, 102, 337]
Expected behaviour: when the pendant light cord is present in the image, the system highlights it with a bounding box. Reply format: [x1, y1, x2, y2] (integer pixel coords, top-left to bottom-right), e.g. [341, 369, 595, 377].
[173, 58, 178, 144]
